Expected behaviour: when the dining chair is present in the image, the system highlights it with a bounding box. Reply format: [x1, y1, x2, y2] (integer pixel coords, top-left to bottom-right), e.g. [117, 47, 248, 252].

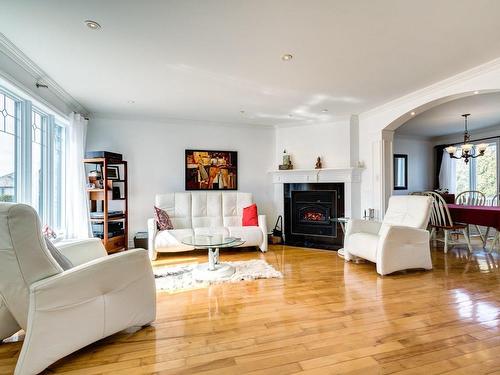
[424, 191, 473, 253]
[483, 193, 500, 249]
[455, 190, 486, 243]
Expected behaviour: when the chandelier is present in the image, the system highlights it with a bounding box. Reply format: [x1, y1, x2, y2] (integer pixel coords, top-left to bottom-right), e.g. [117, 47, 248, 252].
[445, 114, 488, 164]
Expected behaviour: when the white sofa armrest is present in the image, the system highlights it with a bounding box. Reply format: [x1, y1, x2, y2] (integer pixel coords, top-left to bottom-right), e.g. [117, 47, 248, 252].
[344, 219, 382, 262]
[376, 225, 431, 275]
[147, 218, 158, 260]
[258, 215, 268, 252]
[345, 219, 382, 236]
[17, 249, 156, 375]
[56, 238, 107, 266]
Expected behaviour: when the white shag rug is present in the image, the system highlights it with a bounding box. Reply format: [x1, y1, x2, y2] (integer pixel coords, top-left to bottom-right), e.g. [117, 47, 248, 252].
[154, 259, 283, 292]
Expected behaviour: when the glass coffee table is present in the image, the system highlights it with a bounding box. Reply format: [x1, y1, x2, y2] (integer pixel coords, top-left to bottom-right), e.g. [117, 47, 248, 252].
[182, 235, 245, 281]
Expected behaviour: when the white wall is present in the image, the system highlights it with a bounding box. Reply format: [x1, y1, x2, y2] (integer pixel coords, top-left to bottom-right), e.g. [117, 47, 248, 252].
[86, 116, 276, 240]
[392, 134, 434, 195]
[274, 119, 352, 169]
[432, 123, 500, 145]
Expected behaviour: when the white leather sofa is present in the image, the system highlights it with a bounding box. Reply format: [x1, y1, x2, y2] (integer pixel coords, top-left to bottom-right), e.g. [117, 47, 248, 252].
[0, 203, 156, 375]
[148, 192, 267, 260]
[344, 195, 433, 276]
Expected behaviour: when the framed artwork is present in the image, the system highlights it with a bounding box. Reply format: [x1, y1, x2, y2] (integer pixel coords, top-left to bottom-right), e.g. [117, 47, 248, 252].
[185, 150, 238, 190]
[107, 166, 120, 180]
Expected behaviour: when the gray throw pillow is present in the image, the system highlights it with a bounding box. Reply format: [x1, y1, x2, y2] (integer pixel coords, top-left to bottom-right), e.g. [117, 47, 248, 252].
[44, 238, 74, 270]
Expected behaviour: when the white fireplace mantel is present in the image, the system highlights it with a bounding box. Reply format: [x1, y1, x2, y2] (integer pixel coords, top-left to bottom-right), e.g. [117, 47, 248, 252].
[270, 167, 363, 219]
[269, 167, 363, 184]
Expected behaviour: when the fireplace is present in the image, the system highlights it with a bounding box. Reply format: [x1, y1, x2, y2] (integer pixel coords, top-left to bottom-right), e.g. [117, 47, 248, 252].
[284, 183, 344, 250]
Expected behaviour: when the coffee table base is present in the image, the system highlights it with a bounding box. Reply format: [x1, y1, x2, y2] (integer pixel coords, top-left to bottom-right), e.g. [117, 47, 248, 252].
[193, 263, 235, 281]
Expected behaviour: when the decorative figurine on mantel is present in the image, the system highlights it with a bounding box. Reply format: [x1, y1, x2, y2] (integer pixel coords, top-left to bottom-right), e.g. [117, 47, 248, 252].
[279, 149, 293, 170]
[315, 156, 322, 169]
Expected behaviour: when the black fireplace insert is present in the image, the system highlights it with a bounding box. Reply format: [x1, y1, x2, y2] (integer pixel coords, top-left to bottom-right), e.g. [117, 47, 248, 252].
[284, 183, 344, 250]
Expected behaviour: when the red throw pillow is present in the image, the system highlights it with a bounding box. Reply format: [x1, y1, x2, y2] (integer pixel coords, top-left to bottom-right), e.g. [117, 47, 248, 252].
[242, 204, 258, 226]
[154, 206, 174, 230]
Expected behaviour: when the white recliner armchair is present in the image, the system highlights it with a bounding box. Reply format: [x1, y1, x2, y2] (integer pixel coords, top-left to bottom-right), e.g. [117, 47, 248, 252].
[344, 195, 433, 276]
[0, 203, 156, 375]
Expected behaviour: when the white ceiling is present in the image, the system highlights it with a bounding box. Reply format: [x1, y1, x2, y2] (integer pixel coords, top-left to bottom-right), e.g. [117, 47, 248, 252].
[1, 0, 500, 126]
[396, 92, 500, 138]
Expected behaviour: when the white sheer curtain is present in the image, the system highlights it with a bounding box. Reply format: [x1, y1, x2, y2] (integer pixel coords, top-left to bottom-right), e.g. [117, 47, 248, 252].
[439, 149, 456, 194]
[64, 112, 91, 238]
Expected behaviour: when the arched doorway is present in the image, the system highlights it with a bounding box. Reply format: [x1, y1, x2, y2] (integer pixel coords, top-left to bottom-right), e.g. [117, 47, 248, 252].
[380, 89, 500, 212]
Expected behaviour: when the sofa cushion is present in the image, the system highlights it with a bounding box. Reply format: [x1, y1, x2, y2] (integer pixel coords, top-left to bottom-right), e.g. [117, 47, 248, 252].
[227, 226, 263, 246]
[155, 193, 192, 229]
[381, 195, 432, 232]
[347, 233, 379, 263]
[155, 228, 194, 250]
[222, 192, 253, 227]
[191, 192, 223, 228]
[242, 204, 258, 226]
[154, 206, 174, 230]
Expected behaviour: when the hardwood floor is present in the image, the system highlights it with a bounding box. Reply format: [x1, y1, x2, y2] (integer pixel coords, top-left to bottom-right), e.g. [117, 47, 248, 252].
[2, 243, 500, 374]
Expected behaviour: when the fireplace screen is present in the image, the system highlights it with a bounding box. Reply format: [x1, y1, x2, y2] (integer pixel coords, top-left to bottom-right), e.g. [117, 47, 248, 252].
[299, 205, 330, 224]
[291, 190, 337, 237]
[303, 211, 324, 222]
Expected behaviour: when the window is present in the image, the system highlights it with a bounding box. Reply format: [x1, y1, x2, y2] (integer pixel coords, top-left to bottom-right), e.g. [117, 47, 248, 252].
[476, 143, 497, 197]
[0, 91, 19, 202]
[0, 86, 66, 230]
[455, 140, 498, 199]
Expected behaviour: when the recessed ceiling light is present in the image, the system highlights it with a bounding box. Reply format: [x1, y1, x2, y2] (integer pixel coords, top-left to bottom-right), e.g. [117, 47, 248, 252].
[85, 20, 101, 30]
[127, 100, 135, 104]
[322, 109, 328, 113]
[474, 90, 479, 94]
[282, 54, 293, 61]
[410, 111, 416, 116]
[288, 114, 294, 117]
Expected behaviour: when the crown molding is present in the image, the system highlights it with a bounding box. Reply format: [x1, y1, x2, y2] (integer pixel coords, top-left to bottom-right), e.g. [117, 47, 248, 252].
[0, 32, 88, 115]
[360, 57, 500, 121]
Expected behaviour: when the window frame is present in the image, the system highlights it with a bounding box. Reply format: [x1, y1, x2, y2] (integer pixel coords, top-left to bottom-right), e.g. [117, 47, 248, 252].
[0, 84, 67, 230]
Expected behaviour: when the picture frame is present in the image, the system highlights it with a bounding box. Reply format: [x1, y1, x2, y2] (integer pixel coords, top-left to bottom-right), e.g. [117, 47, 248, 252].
[107, 166, 120, 180]
[185, 149, 238, 190]
[393, 154, 408, 190]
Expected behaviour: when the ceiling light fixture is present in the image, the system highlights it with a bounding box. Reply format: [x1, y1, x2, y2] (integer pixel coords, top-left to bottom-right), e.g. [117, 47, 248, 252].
[474, 90, 479, 94]
[322, 109, 328, 113]
[282, 54, 293, 61]
[85, 20, 101, 30]
[410, 111, 416, 116]
[240, 110, 245, 114]
[445, 114, 488, 164]
[127, 100, 135, 104]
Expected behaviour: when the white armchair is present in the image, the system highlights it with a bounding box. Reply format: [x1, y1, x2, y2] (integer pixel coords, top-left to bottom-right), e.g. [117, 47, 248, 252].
[344, 195, 433, 275]
[0, 203, 156, 375]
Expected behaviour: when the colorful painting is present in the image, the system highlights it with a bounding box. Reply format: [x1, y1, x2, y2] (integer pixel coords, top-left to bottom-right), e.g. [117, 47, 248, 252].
[185, 150, 238, 190]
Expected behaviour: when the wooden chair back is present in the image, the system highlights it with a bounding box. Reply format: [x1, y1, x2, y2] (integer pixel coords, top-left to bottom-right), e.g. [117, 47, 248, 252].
[423, 191, 454, 228]
[490, 193, 500, 206]
[455, 190, 486, 206]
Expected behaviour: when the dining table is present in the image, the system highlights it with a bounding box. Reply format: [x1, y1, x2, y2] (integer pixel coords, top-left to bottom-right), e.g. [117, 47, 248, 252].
[447, 203, 500, 251]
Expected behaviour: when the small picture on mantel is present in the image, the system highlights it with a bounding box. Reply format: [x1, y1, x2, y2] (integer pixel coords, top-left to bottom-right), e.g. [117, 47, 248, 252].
[185, 150, 237, 190]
